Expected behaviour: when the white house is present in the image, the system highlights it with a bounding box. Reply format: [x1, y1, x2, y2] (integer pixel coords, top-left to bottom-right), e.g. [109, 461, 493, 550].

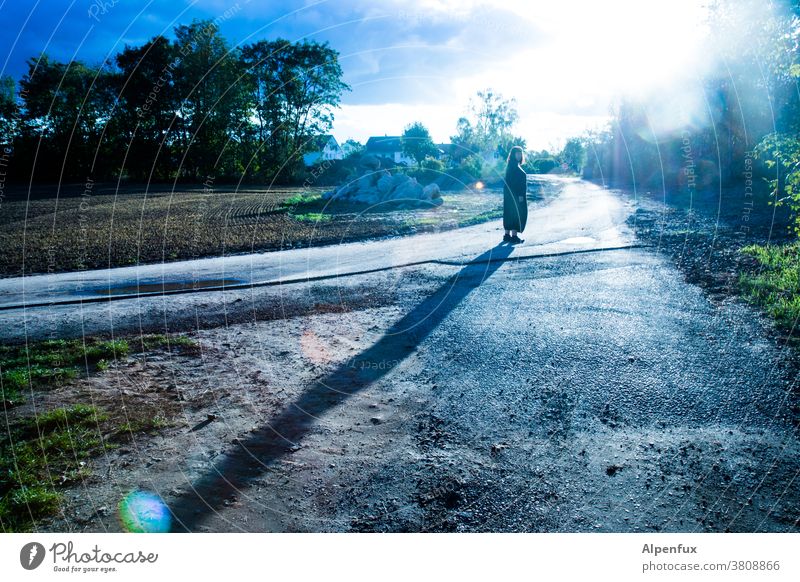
[302, 135, 344, 166]
[364, 136, 416, 166]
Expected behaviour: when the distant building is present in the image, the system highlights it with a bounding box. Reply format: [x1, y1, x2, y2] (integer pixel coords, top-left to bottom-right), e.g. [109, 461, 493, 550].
[434, 143, 457, 163]
[364, 136, 416, 166]
[302, 135, 344, 166]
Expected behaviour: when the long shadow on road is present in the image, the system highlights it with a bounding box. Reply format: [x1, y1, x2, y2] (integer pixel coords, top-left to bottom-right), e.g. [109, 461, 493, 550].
[167, 243, 516, 532]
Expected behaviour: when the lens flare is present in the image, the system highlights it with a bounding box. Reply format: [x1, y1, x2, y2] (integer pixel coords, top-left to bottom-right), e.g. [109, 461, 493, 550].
[118, 491, 171, 533]
[474, 181, 484, 190]
[300, 328, 333, 365]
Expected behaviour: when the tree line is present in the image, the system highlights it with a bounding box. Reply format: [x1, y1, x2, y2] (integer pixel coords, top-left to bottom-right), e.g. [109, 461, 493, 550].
[0, 19, 350, 183]
[575, 1, 800, 233]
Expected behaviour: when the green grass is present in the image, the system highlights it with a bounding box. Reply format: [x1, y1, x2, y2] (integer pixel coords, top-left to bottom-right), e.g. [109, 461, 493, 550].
[290, 212, 333, 223]
[405, 217, 446, 227]
[0, 332, 201, 531]
[0, 338, 129, 404]
[0, 404, 113, 532]
[281, 192, 323, 208]
[0, 335, 198, 404]
[133, 333, 199, 352]
[738, 242, 800, 335]
[457, 209, 503, 228]
[116, 413, 170, 435]
[403, 207, 503, 231]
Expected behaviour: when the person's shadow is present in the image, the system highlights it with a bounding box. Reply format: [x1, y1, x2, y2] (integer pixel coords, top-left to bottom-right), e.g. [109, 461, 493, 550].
[167, 243, 516, 531]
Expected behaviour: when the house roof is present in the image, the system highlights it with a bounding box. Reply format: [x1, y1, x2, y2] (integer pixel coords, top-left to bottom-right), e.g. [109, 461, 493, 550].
[365, 136, 404, 152]
[301, 134, 337, 151]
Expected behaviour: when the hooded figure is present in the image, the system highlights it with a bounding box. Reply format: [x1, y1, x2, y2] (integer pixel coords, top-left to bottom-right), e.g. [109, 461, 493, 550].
[502, 145, 528, 243]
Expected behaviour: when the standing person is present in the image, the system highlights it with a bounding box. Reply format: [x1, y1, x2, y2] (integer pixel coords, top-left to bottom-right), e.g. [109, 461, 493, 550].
[502, 145, 528, 244]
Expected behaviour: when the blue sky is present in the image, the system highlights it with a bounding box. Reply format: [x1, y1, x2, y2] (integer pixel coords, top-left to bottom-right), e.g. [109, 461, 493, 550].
[0, 0, 712, 150]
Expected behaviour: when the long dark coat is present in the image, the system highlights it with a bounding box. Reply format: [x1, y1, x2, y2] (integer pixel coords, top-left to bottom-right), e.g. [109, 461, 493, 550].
[503, 162, 528, 232]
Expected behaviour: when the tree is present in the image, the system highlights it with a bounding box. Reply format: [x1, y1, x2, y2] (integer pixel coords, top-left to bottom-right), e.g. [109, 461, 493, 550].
[450, 88, 519, 161]
[342, 138, 364, 158]
[0, 75, 18, 146]
[239, 37, 350, 180]
[172, 19, 250, 180]
[470, 88, 518, 147]
[401, 121, 438, 166]
[4, 20, 352, 184]
[18, 54, 116, 181]
[559, 138, 586, 174]
[112, 35, 179, 180]
[497, 133, 526, 162]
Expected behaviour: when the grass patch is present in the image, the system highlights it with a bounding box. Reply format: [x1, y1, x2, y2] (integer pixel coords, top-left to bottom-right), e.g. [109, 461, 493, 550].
[0, 338, 129, 404]
[400, 206, 503, 231]
[405, 217, 446, 228]
[0, 404, 113, 532]
[290, 212, 333, 223]
[115, 413, 170, 436]
[133, 333, 199, 353]
[457, 208, 503, 228]
[281, 192, 323, 208]
[738, 242, 800, 335]
[0, 332, 202, 531]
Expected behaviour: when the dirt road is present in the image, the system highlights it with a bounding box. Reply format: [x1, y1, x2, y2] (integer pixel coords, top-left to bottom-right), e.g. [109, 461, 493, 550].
[16, 177, 797, 532]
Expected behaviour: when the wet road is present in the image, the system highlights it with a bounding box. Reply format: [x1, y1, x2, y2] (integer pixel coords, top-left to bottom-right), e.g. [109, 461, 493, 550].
[0, 176, 633, 313]
[158, 237, 799, 532]
[15, 176, 798, 532]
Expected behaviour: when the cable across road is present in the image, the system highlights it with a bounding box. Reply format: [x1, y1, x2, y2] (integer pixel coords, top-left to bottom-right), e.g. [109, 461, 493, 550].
[0, 244, 653, 312]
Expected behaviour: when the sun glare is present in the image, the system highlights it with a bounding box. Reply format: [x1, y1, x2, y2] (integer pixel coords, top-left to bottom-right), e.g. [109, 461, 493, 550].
[446, 0, 714, 148]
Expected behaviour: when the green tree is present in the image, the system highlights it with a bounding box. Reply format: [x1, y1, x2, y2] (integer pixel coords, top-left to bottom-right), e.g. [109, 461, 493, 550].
[342, 138, 364, 159]
[578, 0, 800, 194]
[497, 133, 526, 161]
[450, 88, 519, 161]
[18, 54, 116, 180]
[0, 75, 18, 145]
[112, 35, 179, 180]
[471, 88, 518, 146]
[172, 19, 250, 180]
[559, 138, 586, 174]
[401, 121, 438, 166]
[239, 37, 350, 180]
[6, 20, 351, 184]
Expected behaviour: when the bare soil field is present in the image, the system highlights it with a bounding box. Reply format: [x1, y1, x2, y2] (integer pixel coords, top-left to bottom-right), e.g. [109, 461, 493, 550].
[0, 183, 510, 278]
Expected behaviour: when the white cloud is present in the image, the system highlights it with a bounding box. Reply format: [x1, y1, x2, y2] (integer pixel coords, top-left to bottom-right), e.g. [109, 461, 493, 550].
[332, 0, 712, 148]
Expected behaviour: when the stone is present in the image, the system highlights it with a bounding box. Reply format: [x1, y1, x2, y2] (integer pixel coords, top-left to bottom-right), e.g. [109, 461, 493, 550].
[321, 162, 446, 207]
[357, 173, 376, 191]
[390, 173, 412, 189]
[354, 188, 381, 204]
[395, 181, 424, 200]
[423, 183, 441, 199]
[377, 173, 394, 194]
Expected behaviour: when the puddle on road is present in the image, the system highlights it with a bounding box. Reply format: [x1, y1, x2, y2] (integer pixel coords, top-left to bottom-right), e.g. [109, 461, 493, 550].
[559, 236, 596, 244]
[96, 278, 245, 296]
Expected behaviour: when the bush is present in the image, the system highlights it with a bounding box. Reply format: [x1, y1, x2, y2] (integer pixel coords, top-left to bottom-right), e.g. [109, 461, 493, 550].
[526, 157, 558, 174]
[460, 155, 484, 179]
[301, 158, 357, 186]
[408, 156, 445, 184]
